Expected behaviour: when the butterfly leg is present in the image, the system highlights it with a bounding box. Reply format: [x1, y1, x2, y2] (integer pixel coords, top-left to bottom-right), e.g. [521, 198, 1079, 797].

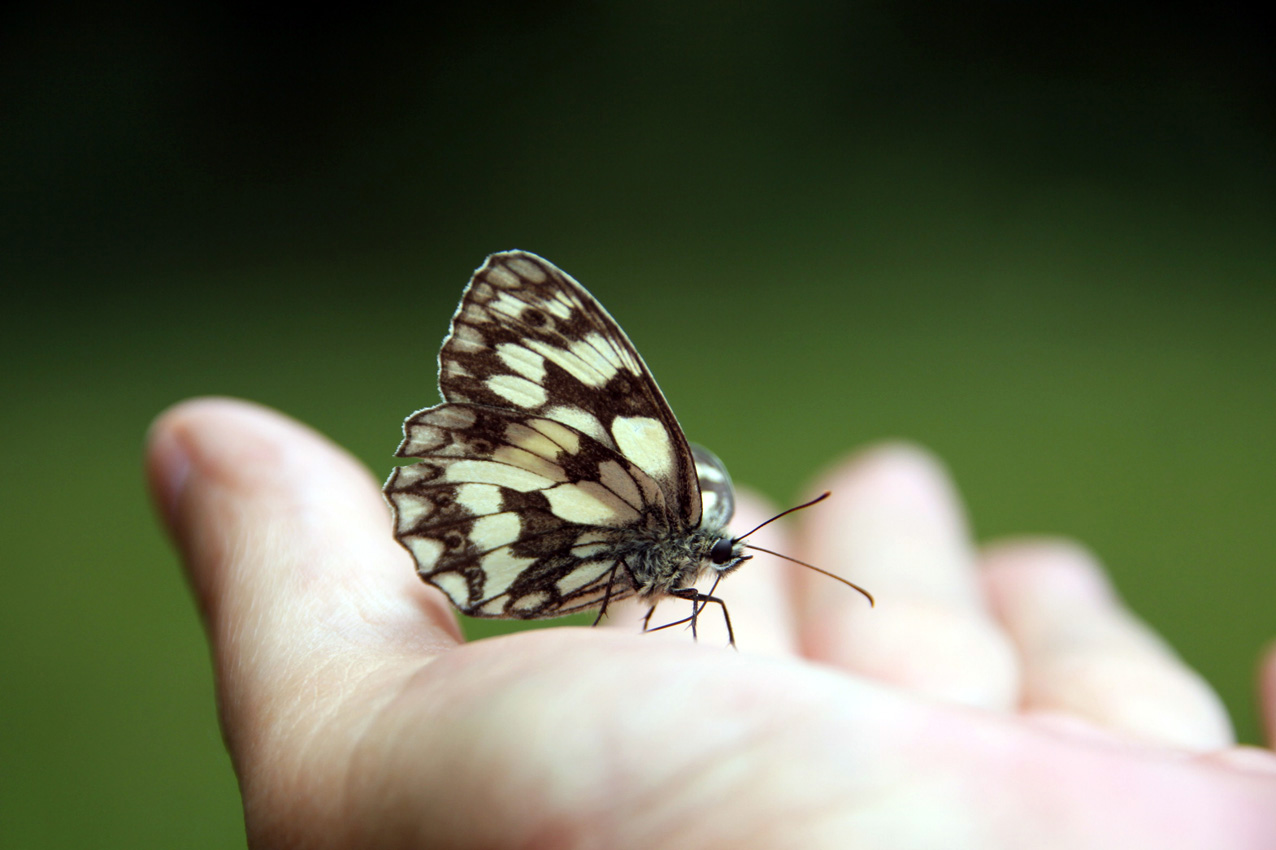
[641, 601, 700, 637]
[591, 560, 626, 628]
[665, 586, 736, 647]
[641, 602, 660, 632]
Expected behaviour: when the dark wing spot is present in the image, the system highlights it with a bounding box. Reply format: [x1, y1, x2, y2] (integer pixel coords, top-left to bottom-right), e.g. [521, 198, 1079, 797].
[522, 308, 547, 327]
[606, 374, 634, 398]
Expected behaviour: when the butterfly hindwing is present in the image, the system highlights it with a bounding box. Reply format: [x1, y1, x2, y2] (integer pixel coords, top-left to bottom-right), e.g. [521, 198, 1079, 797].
[691, 444, 735, 532]
[384, 402, 669, 617]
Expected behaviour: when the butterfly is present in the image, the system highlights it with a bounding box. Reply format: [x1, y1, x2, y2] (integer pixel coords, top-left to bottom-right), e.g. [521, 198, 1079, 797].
[383, 250, 871, 643]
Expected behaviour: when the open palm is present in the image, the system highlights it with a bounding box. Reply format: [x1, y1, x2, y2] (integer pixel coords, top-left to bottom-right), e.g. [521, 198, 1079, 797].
[147, 398, 1276, 849]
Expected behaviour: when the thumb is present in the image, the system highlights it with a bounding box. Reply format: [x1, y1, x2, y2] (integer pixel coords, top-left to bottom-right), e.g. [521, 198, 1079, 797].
[145, 398, 459, 822]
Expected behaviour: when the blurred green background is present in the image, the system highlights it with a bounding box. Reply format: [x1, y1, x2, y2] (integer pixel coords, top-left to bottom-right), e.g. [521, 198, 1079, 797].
[3, 2, 1273, 845]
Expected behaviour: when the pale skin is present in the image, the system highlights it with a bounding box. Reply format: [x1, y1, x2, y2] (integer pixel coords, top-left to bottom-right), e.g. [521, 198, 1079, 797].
[146, 398, 1276, 849]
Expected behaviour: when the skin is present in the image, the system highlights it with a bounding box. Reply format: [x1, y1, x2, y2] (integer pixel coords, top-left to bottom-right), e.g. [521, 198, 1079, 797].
[146, 397, 1276, 849]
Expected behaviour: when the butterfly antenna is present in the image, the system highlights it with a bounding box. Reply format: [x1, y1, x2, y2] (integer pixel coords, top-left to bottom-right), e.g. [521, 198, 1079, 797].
[743, 544, 875, 607]
[732, 491, 874, 607]
[733, 491, 831, 542]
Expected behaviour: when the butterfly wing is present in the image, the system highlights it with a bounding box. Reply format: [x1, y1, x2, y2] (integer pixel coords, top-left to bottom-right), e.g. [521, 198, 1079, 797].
[384, 403, 668, 618]
[691, 444, 735, 532]
[435, 250, 702, 527]
[385, 251, 727, 620]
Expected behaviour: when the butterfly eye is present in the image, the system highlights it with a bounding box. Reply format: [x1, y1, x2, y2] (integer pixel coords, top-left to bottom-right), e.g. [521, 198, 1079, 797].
[709, 536, 736, 565]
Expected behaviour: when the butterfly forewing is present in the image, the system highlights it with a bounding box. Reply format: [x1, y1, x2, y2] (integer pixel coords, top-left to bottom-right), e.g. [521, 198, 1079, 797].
[436, 251, 702, 527]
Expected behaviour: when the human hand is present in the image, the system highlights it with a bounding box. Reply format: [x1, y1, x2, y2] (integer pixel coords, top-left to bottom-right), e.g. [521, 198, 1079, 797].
[147, 398, 1276, 849]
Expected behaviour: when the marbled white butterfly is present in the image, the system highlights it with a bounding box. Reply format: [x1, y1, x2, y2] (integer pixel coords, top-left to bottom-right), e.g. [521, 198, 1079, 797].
[383, 250, 870, 642]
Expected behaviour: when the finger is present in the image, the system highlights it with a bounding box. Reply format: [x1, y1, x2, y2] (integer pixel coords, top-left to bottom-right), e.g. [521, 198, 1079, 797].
[982, 539, 1234, 750]
[605, 490, 800, 657]
[1262, 641, 1276, 750]
[794, 444, 1018, 709]
[145, 398, 461, 758]
[1192, 746, 1276, 776]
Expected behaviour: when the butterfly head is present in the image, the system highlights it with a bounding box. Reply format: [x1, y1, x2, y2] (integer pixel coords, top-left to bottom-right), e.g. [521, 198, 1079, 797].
[707, 535, 750, 576]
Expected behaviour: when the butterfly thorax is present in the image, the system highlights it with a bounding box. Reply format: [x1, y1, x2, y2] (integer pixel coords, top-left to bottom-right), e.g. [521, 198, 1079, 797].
[617, 526, 747, 598]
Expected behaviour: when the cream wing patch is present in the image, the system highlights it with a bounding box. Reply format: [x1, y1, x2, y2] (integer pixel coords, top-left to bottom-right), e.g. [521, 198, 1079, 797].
[443, 460, 555, 491]
[610, 415, 675, 485]
[555, 558, 615, 594]
[430, 572, 471, 607]
[405, 536, 444, 568]
[495, 343, 547, 382]
[546, 405, 608, 445]
[485, 374, 548, 407]
[544, 480, 641, 526]
[528, 418, 581, 455]
[471, 512, 523, 551]
[455, 483, 503, 515]
[478, 550, 538, 599]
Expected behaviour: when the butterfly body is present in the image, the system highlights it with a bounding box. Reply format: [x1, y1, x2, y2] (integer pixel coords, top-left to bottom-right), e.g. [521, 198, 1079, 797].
[384, 251, 745, 626]
[609, 521, 740, 599]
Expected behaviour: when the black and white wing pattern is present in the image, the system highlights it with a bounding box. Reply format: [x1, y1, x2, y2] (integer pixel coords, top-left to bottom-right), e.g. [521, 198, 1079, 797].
[383, 250, 747, 622]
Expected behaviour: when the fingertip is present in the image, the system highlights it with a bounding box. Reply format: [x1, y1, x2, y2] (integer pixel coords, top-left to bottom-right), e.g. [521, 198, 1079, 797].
[813, 442, 959, 515]
[798, 439, 977, 609]
[983, 536, 1235, 750]
[803, 442, 970, 568]
[145, 396, 460, 649]
[1260, 640, 1276, 749]
[147, 399, 332, 610]
[145, 404, 193, 533]
[148, 396, 377, 502]
[981, 539, 1118, 619]
[147, 398, 303, 528]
